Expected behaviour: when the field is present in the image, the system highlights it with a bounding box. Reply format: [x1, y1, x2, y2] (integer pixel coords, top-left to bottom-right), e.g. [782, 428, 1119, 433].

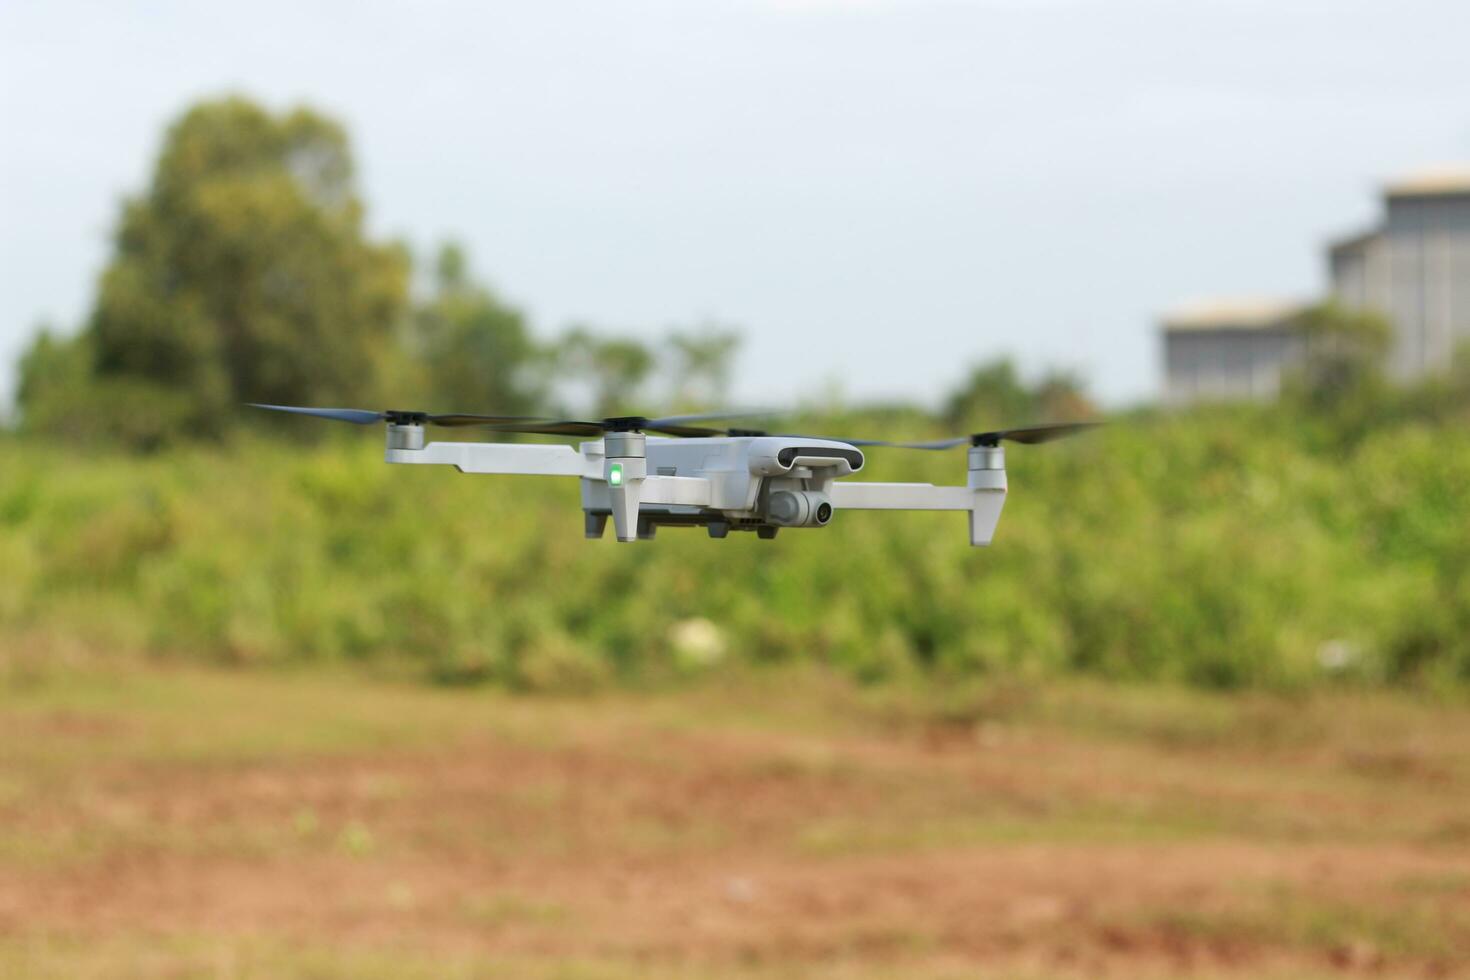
[4, 401, 1469, 976]
[1, 663, 1467, 978]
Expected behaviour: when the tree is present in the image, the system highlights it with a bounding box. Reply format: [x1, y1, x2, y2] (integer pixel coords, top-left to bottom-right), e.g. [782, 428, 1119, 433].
[20, 96, 408, 443]
[942, 359, 1035, 429]
[15, 325, 84, 417]
[14, 323, 197, 449]
[665, 325, 741, 409]
[410, 242, 542, 414]
[554, 329, 656, 417]
[1032, 368, 1096, 422]
[941, 358, 1095, 432]
[1287, 301, 1393, 409]
[14, 325, 91, 437]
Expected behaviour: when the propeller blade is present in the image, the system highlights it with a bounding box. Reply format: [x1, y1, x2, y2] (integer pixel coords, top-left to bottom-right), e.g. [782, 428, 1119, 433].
[767, 434, 911, 447]
[642, 423, 729, 438]
[879, 437, 971, 450]
[972, 422, 1101, 446]
[646, 409, 775, 427]
[426, 413, 563, 427]
[249, 404, 385, 425]
[251, 404, 570, 428]
[767, 422, 1101, 450]
[483, 420, 731, 439]
[481, 420, 610, 438]
[485, 411, 770, 439]
[252, 403, 779, 441]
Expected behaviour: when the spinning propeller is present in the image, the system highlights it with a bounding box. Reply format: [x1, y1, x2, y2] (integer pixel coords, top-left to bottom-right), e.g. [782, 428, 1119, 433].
[247, 404, 549, 427]
[740, 421, 1102, 450]
[479, 411, 777, 439]
[836, 421, 1101, 449]
[250, 404, 1096, 446]
[248, 404, 770, 438]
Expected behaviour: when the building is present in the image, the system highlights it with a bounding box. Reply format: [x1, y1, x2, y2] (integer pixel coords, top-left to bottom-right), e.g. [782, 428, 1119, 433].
[1162, 166, 1470, 404]
[1329, 168, 1470, 380]
[1161, 298, 1307, 405]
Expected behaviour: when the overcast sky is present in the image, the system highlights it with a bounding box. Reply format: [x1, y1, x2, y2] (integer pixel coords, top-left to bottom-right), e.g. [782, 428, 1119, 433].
[3, 0, 1469, 410]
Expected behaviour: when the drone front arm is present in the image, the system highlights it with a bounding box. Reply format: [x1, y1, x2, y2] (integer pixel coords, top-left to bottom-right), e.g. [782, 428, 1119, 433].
[828, 482, 976, 510]
[829, 480, 1006, 546]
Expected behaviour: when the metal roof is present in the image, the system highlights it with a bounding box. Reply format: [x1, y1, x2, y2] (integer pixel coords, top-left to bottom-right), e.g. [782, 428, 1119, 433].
[1384, 166, 1470, 199]
[1160, 297, 1306, 332]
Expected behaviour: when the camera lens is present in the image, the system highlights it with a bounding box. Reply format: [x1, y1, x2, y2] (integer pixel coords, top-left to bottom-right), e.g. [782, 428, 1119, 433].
[815, 501, 833, 525]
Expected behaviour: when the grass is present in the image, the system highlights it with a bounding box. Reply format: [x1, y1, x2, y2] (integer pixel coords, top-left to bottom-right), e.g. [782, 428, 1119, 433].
[0, 661, 1467, 977]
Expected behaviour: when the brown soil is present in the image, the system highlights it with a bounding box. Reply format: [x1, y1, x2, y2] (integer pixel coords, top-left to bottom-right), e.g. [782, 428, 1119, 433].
[0, 672, 1466, 978]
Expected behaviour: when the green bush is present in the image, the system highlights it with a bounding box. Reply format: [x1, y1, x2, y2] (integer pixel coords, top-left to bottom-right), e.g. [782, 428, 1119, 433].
[1, 402, 1467, 691]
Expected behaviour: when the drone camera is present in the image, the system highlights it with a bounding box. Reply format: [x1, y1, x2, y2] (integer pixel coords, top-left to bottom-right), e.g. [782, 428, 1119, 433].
[767, 490, 833, 527]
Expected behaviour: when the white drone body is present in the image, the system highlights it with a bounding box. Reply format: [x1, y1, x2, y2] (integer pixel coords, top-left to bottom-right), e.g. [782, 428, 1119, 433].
[382, 423, 1007, 544]
[253, 404, 1094, 545]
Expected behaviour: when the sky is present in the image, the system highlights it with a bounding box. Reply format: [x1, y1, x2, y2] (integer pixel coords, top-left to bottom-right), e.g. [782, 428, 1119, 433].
[3, 0, 1469, 411]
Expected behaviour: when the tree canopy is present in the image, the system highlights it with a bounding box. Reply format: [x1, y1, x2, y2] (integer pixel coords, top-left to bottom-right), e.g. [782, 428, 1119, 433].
[408, 242, 542, 415]
[942, 358, 1096, 431]
[18, 96, 408, 444]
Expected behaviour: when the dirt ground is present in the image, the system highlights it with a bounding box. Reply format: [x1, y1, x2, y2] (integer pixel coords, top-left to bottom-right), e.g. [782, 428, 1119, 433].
[0, 665, 1466, 978]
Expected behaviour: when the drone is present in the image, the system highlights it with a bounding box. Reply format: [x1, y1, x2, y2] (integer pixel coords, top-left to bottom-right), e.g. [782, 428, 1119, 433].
[251, 405, 1097, 544]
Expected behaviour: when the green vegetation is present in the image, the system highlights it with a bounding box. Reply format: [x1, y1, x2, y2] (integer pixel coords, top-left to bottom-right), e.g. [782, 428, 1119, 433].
[3, 392, 1467, 691]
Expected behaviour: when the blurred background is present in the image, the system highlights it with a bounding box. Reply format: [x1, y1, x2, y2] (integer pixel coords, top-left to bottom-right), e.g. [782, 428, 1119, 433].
[3, 1, 1470, 977]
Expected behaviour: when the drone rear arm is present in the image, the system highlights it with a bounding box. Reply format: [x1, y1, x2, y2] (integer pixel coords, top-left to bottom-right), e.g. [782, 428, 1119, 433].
[385, 440, 593, 477]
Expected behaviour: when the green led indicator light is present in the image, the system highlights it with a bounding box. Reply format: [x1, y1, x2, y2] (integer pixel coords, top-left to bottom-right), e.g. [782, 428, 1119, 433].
[608, 463, 623, 487]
